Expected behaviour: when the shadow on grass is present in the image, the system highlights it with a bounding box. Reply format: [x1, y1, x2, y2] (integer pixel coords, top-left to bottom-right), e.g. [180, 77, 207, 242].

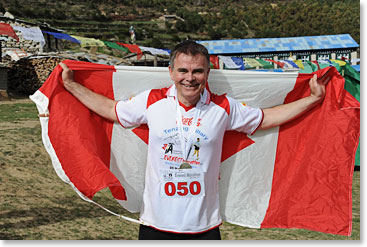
[0, 196, 127, 232]
[0, 232, 25, 240]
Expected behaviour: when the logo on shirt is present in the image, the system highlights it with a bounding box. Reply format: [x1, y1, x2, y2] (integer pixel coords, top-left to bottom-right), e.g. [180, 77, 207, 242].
[180, 117, 202, 127]
[162, 143, 174, 154]
[192, 138, 201, 160]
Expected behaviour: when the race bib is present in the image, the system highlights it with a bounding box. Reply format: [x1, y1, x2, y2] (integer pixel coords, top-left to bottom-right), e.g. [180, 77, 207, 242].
[160, 169, 205, 198]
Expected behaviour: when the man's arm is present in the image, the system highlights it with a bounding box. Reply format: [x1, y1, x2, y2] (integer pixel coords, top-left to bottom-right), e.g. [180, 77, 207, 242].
[259, 73, 329, 130]
[59, 63, 117, 122]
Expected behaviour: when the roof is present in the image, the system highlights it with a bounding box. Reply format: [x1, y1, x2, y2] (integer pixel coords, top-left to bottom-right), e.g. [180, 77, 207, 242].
[197, 34, 359, 55]
[0, 16, 64, 32]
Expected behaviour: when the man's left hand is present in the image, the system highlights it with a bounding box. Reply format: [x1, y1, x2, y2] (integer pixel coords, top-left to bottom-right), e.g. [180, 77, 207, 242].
[309, 71, 331, 102]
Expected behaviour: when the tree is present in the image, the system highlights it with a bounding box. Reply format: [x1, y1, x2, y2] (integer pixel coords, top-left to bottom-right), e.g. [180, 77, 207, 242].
[175, 20, 188, 32]
[150, 37, 164, 48]
[208, 26, 225, 40]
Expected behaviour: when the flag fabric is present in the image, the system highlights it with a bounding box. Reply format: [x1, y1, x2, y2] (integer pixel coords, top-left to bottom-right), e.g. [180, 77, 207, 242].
[30, 60, 360, 236]
[243, 58, 262, 69]
[342, 63, 360, 167]
[318, 59, 333, 66]
[139, 46, 170, 56]
[299, 62, 313, 73]
[42, 31, 81, 44]
[103, 41, 130, 53]
[210, 55, 219, 69]
[284, 60, 299, 69]
[311, 60, 321, 70]
[0, 23, 19, 41]
[330, 59, 347, 67]
[11, 25, 45, 46]
[231, 57, 245, 70]
[305, 61, 319, 72]
[256, 59, 274, 69]
[219, 55, 241, 69]
[71, 35, 106, 48]
[293, 60, 305, 70]
[299, 61, 360, 168]
[243, 57, 262, 69]
[116, 42, 143, 60]
[265, 59, 285, 68]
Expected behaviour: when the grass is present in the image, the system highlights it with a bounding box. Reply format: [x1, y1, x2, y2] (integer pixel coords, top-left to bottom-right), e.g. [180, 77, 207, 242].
[0, 103, 38, 122]
[0, 99, 360, 240]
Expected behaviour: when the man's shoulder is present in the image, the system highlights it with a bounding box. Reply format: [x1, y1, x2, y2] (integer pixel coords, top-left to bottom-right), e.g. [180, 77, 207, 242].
[146, 87, 170, 109]
[209, 92, 230, 115]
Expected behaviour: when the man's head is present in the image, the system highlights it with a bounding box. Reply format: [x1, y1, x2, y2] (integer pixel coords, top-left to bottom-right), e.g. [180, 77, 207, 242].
[169, 40, 210, 69]
[169, 41, 211, 107]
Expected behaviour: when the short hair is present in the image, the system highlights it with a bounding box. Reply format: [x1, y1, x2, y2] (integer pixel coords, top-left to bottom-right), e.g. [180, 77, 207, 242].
[169, 40, 210, 68]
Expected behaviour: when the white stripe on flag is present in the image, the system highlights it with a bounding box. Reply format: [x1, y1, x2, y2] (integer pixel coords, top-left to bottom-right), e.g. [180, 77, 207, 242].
[110, 67, 298, 228]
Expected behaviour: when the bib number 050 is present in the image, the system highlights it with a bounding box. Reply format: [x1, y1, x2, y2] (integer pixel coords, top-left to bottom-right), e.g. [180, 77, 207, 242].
[164, 181, 202, 197]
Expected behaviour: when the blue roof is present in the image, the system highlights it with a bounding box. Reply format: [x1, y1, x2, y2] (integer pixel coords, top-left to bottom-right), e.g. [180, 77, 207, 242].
[197, 34, 359, 55]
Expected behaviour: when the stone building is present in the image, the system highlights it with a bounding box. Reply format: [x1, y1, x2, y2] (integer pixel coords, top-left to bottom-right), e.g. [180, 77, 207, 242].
[0, 14, 62, 55]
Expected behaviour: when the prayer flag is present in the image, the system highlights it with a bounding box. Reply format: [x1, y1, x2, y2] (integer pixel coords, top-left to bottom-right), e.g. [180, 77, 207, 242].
[210, 55, 219, 69]
[0, 23, 19, 41]
[243, 58, 262, 68]
[42, 31, 80, 44]
[12, 25, 45, 46]
[116, 42, 143, 60]
[139, 46, 170, 56]
[103, 41, 130, 53]
[71, 35, 106, 48]
[219, 55, 241, 69]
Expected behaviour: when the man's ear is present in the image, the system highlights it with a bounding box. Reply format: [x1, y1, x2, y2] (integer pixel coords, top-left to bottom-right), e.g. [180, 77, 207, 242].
[169, 65, 174, 81]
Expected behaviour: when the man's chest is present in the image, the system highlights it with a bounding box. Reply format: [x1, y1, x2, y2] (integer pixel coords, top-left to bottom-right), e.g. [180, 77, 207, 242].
[146, 101, 228, 144]
[145, 100, 228, 169]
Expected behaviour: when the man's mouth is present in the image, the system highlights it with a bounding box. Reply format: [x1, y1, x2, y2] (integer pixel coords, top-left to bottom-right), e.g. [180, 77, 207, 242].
[180, 82, 200, 88]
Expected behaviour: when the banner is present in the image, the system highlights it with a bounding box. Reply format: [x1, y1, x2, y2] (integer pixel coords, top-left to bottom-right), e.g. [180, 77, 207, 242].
[116, 42, 143, 60]
[219, 55, 241, 69]
[139, 46, 170, 56]
[103, 41, 130, 52]
[71, 35, 106, 48]
[0, 23, 19, 41]
[11, 25, 45, 46]
[30, 60, 360, 236]
[42, 31, 81, 44]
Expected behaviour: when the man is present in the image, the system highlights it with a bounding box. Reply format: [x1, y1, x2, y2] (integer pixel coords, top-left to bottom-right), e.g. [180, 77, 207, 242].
[60, 40, 328, 240]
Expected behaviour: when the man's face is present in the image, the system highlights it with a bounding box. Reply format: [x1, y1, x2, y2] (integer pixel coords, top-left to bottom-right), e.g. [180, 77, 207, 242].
[169, 53, 210, 106]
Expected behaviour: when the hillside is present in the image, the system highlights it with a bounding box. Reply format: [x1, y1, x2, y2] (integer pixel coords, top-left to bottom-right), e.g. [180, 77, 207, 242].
[0, 0, 360, 50]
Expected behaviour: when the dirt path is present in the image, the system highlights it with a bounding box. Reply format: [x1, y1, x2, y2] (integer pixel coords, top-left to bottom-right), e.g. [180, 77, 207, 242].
[0, 120, 40, 130]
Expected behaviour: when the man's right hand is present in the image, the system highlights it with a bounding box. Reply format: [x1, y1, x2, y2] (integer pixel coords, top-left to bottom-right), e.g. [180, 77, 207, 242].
[57, 62, 118, 122]
[59, 62, 75, 90]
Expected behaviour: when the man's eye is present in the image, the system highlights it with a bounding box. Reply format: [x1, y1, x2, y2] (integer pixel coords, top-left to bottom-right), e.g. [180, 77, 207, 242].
[194, 70, 204, 74]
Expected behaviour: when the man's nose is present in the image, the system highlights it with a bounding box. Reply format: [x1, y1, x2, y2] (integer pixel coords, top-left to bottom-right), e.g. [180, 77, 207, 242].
[185, 73, 195, 82]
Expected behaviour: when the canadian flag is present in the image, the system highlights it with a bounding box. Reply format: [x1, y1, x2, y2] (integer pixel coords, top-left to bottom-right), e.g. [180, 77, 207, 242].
[30, 60, 359, 236]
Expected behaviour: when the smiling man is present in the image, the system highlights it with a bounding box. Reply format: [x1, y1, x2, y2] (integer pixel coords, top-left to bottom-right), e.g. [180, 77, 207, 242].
[169, 49, 209, 107]
[59, 40, 328, 240]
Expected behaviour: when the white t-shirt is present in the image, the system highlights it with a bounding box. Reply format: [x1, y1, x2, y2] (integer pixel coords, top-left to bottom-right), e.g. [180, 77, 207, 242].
[115, 85, 263, 233]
